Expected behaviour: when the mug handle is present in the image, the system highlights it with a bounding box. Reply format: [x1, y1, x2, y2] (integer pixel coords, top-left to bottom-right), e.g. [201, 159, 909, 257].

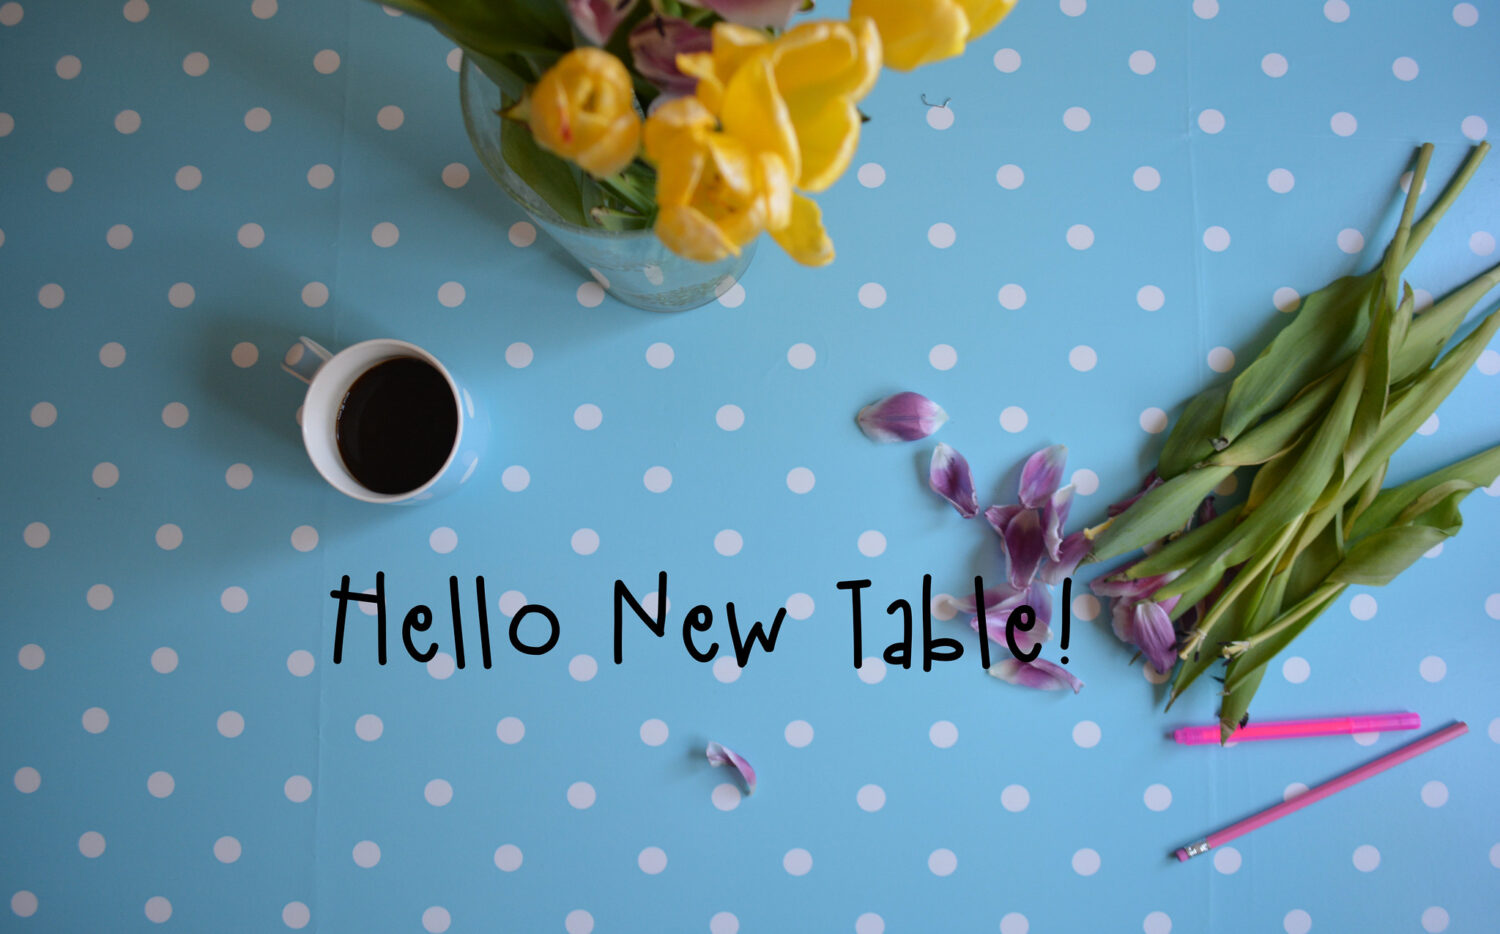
[282, 337, 333, 385]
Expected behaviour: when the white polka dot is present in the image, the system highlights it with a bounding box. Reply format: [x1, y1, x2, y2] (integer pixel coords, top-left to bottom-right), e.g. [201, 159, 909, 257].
[717, 281, 746, 308]
[168, 282, 197, 309]
[1063, 106, 1091, 131]
[1330, 111, 1357, 136]
[156, 401, 190, 429]
[217, 710, 244, 738]
[1072, 594, 1101, 622]
[1454, 2, 1479, 26]
[1349, 593, 1378, 619]
[926, 104, 954, 130]
[1133, 166, 1161, 191]
[242, 106, 271, 132]
[629, 846, 667, 875]
[1213, 846, 1241, 874]
[496, 716, 525, 744]
[847, 162, 886, 192]
[76, 830, 107, 858]
[1471, 231, 1496, 256]
[1000, 784, 1029, 812]
[929, 720, 958, 748]
[276, 775, 311, 803]
[776, 466, 814, 495]
[642, 466, 673, 493]
[778, 594, 812, 622]
[279, 648, 315, 678]
[1352, 844, 1380, 871]
[231, 341, 259, 367]
[212, 835, 243, 863]
[846, 783, 884, 813]
[1324, 0, 1349, 22]
[225, 463, 253, 489]
[13, 766, 41, 795]
[219, 586, 248, 613]
[998, 914, 1029, 934]
[433, 280, 466, 308]
[38, 283, 67, 313]
[1069, 345, 1098, 372]
[567, 781, 596, 809]
[1462, 114, 1489, 141]
[308, 48, 342, 75]
[1280, 655, 1310, 684]
[1419, 655, 1447, 682]
[369, 222, 400, 248]
[147, 770, 175, 797]
[174, 165, 204, 193]
[1128, 50, 1155, 75]
[1073, 720, 1102, 748]
[1136, 284, 1165, 311]
[145, 896, 172, 923]
[1273, 287, 1301, 312]
[1283, 782, 1309, 801]
[80, 706, 110, 733]
[422, 906, 451, 933]
[572, 528, 600, 555]
[508, 221, 536, 247]
[856, 656, 886, 683]
[781, 342, 817, 372]
[298, 164, 335, 191]
[926, 222, 957, 249]
[778, 719, 813, 748]
[709, 781, 742, 811]
[343, 839, 381, 869]
[1203, 226, 1231, 251]
[1072, 848, 1101, 876]
[17, 643, 44, 670]
[113, 109, 145, 138]
[631, 718, 668, 747]
[1141, 912, 1172, 934]
[858, 282, 886, 308]
[1066, 224, 1095, 250]
[417, 651, 452, 679]
[481, 843, 521, 874]
[87, 583, 114, 610]
[1337, 228, 1365, 254]
[857, 530, 886, 557]
[1000, 406, 1029, 433]
[1391, 56, 1419, 81]
[21, 521, 49, 549]
[1424, 541, 1444, 559]
[1417, 779, 1449, 808]
[926, 848, 957, 876]
[572, 403, 602, 430]
[564, 910, 594, 934]
[929, 344, 958, 370]
[0, 0, 20, 24]
[1279, 909, 1313, 934]
[996, 164, 1024, 189]
[1421, 907, 1449, 933]
[372, 105, 405, 131]
[1416, 414, 1439, 436]
[502, 466, 530, 491]
[709, 529, 742, 557]
[427, 527, 458, 554]
[576, 281, 606, 307]
[282, 525, 319, 555]
[178, 52, 215, 80]
[495, 591, 527, 618]
[1202, 347, 1237, 375]
[1261, 52, 1288, 77]
[992, 47, 1022, 73]
[1139, 407, 1168, 433]
[420, 778, 453, 807]
[123, 0, 150, 19]
[1268, 168, 1295, 193]
[1353, 731, 1379, 746]
[90, 461, 120, 489]
[564, 654, 597, 682]
[151, 646, 178, 673]
[783, 848, 813, 875]
[355, 714, 383, 741]
[998, 283, 1027, 309]
[496, 342, 533, 371]
[0, 113, 10, 136]
[1144, 783, 1172, 811]
[1198, 109, 1225, 134]
[715, 404, 745, 431]
[30, 402, 57, 427]
[1193, 0, 1217, 16]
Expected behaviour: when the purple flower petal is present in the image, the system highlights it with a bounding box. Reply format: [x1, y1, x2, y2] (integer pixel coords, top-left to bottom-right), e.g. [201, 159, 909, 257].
[985, 505, 1047, 589]
[705, 741, 757, 795]
[969, 582, 1053, 654]
[569, 0, 639, 45]
[1041, 531, 1090, 586]
[1018, 444, 1068, 509]
[857, 392, 948, 443]
[928, 443, 979, 518]
[949, 583, 1025, 616]
[1195, 494, 1217, 528]
[629, 15, 713, 95]
[1127, 601, 1178, 676]
[988, 657, 1084, 693]
[1090, 564, 1179, 601]
[696, 0, 802, 29]
[1108, 470, 1162, 517]
[1041, 483, 1075, 561]
[1025, 579, 1053, 628]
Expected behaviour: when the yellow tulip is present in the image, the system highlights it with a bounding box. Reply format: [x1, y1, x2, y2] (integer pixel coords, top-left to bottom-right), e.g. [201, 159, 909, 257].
[851, 0, 1016, 71]
[680, 18, 881, 193]
[652, 131, 776, 263]
[520, 48, 641, 178]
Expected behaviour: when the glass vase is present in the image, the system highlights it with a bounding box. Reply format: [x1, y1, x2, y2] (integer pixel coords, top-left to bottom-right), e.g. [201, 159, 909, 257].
[459, 54, 754, 313]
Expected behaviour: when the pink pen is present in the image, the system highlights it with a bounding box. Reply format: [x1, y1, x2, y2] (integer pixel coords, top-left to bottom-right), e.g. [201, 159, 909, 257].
[1175, 721, 1468, 862]
[1172, 712, 1420, 745]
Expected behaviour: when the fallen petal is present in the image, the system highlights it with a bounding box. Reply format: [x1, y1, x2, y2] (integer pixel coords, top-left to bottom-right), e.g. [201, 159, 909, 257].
[988, 657, 1084, 693]
[969, 585, 1053, 654]
[949, 582, 1024, 616]
[1129, 601, 1178, 676]
[1041, 483, 1075, 560]
[1018, 444, 1068, 509]
[857, 392, 949, 443]
[986, 505, 1047, 589]
[705, 741, 757, 795]
[1090, 564, 1178, 601]
[1041, 531, 1090, 586]
[929, 443, 979, 518]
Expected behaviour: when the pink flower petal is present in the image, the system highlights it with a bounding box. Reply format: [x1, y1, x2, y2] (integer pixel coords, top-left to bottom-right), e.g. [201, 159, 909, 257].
[1041, 531, 1089, 586]
[969, 607, 1051, 655]
[929, 443, 979, 518]
[569, 0, 639, 45]
[697, 0, 801, 29]
[985, 505, 1047, 588]
[857, 392, 949, 443]
[988, 657, 1084, 693]
[1041, 483, 1075, 561]
[1129, 601, 1178, 675]
[1018, 444, 1068, 509]
[949, 583, 1024, 616]
[629, 15, 713, 95]
[1089, 564, 1178, 601]
[705, 741, 757, 795]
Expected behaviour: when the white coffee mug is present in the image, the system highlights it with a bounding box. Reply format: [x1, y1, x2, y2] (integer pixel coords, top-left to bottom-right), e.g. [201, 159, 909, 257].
[282, 337, 488, 504]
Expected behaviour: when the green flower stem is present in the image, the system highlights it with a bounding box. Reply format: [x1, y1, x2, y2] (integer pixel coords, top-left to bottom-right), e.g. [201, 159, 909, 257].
[1401, 141, 1489, 270]
[1178, 517, 1301, 661]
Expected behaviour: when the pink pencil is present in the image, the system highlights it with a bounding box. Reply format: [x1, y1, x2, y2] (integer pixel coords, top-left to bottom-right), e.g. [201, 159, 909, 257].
[1173, 712, 1420, 745]
[1175, 721, 1468, 862]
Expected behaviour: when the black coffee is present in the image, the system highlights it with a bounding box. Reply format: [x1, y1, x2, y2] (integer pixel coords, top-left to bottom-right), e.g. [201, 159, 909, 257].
[335, 357, 459, 494]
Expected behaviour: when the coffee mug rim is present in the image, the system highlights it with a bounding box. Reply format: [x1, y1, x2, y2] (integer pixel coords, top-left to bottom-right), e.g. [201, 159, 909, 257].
[301, 339, 465, 503]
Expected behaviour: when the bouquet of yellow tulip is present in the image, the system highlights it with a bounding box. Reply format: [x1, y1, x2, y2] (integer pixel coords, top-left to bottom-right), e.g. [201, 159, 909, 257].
[377, 0, 1016, 265]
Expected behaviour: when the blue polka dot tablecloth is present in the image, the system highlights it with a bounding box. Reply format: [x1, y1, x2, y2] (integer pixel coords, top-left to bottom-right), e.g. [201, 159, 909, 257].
[3, 0, 1500, 931]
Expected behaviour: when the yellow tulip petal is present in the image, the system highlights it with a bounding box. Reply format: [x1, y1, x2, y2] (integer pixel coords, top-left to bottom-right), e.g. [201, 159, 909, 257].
[676, 52, 726, 114]
[720, 54, 801, 183]
[758, 152, 793, 233]
[656, 205, 739, 263]
[851, 0, 968, 72]
[705, 134, 757, 199]
[957, 0, 1017, 40]
[769, 192, 834, 267]
[643, 96, 716, 163]
[771, 21, 855, 96]
[788, 96, 860, 193]
[710, 22, 772, 79]
[654, 145, 705, 207]
[844, 15, 883, 102]
[576, 113, 642, 177]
